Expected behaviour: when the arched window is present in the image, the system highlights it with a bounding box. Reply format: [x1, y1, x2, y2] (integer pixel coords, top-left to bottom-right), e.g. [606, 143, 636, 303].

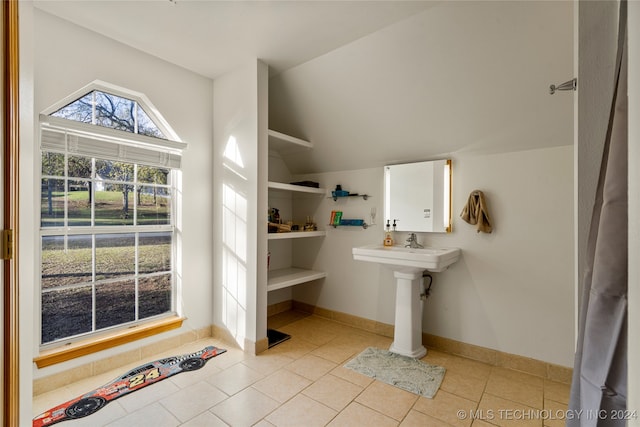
[38, 81, 187, 347]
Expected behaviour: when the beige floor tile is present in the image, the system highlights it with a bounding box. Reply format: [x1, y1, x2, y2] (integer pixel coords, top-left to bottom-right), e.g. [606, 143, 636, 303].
[210, 388, 279, 427]
[205, 362, 264, 396]
[179, 411, 228, 427]
[104, 402, 180, 427]
[296, 316, 356, 335]
[327, 402, 399, 427]
[303, 373, 364, 411]
[265, 394, 338, 427]
[443, 354, 493, 381]
[159, 381, 227, 422]
[400, 409, 454, 427]
[241, 353, 295, 376]
[311, 340, 362, 364]
[356, 380, 419, 421]
[251, 369, 312, 403]
[477, 393, 542, 427]
[285, 353, 337, 381]
[472, 420, 499, 427]
[543, 379, 570, 405]
[485, 368, 543, 409]
[279, 321, 338, 346]
[374, 335, 394, 349]
[253, 420, 276, 427]
[330, 365, 375, 388]
[543, 399, 568, 427]
[489, 367, 543, 386]
[440, 369, 488, 402]
[422, 349, 455, 367]
[331, 331, 382, 347]
[206, 345, 248, 370]
[267, 310, 311, 329]
[412, 389, 477, 427]
[37, 311, 561, 427]
[264, 336, 318, 360]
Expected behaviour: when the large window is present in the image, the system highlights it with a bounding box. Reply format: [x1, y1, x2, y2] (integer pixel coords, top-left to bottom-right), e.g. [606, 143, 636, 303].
[39, 83, 185, 346]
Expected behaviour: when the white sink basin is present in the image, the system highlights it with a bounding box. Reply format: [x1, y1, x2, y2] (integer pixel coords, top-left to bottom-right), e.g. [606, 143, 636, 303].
[352, 244, 461, 272]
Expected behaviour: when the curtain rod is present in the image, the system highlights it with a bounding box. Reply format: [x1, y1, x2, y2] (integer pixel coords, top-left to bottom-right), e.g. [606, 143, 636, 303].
[549, 78, 577, 94]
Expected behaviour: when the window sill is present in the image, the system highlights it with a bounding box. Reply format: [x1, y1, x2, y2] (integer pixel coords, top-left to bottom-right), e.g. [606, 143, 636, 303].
[34, 316, 185, 368]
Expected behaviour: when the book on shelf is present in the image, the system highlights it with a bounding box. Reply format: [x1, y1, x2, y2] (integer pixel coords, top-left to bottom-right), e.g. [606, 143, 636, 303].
[333, 211, 343, 226]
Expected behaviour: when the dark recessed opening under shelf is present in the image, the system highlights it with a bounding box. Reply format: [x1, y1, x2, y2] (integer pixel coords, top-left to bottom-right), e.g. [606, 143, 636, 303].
[267, 328, 291, 348]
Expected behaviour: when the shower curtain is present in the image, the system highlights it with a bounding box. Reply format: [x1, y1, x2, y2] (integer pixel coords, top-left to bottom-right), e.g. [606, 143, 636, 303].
[568, 2, 628, 426]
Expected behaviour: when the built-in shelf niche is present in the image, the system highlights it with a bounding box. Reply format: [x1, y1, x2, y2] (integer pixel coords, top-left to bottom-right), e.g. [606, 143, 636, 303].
[266, 130, 326, 293]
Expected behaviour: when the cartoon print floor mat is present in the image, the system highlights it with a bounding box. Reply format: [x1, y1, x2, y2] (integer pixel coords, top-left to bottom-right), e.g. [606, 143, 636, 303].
[33, 345, 226, 426]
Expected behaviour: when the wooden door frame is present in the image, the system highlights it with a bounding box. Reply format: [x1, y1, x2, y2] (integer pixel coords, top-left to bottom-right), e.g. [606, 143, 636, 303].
[2, 0, 20, 426]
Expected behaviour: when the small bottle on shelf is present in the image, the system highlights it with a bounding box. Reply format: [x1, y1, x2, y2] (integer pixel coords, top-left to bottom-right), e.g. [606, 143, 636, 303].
[383, 220, 394, 247]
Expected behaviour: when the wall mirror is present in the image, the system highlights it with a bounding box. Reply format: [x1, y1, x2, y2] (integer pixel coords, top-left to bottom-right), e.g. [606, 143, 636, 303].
[384, 159, 452, 233]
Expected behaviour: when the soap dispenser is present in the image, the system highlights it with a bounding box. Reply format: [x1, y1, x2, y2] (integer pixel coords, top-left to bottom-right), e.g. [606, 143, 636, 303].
[383, 220, 394, 247]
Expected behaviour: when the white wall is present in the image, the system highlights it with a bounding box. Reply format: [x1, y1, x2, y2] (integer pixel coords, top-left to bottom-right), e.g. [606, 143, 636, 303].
[29, 8, 214, 377]
[269, 2, 575, 366]
[212, 60, 268, 349]
[293, 145, 574, 367]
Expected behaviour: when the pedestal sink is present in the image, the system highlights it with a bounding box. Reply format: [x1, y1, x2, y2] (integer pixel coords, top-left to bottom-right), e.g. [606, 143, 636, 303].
[352, 244, 461, 358]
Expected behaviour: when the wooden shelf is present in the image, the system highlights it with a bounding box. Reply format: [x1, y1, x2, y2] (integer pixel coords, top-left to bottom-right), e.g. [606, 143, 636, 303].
[268, 181, 326, 194]
[268, 230, 326, 240]
[267, 267, 326, 292]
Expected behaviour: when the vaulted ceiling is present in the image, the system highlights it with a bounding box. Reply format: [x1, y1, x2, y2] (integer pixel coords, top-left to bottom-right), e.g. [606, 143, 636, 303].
[34, 0, 435, 79]
[34, 1, 575, 174]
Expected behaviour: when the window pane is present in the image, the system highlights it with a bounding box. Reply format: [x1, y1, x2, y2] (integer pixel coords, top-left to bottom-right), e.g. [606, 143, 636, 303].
[137, 166, 169, 185]
[51, 92, 93, 124]
[96, 234, 135, 280]
[139, 232, 171, 273]
[68, 180, 92, 226]
[41, 285, 93, 344]
[96, 160, 135, 183]
[95, 91, 135, 132]
[139, 275, 172, 320]
[137, 186, 170, 225]
[136, 107, 166, 139]
[68, 155, 92, 179]
[42, 152, 65, 176]
[41, 179, 65, 227]
[41, 235, 92, 289]
[96, 280, 135, 330]
[95, 187, 134, 226]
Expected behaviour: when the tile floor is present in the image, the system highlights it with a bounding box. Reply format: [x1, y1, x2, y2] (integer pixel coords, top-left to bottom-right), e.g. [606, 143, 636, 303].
[33, 311, 570, 427]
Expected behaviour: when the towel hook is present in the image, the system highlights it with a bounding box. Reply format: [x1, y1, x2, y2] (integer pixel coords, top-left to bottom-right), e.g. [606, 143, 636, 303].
[549, 78, 577, 95]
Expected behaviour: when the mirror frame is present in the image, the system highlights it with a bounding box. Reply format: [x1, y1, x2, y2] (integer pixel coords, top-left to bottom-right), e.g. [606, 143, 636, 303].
[384, 159, 452, 233]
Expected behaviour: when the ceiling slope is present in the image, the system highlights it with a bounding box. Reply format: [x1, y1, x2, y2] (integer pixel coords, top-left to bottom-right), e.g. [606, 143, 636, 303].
[34, 0, 435, 79]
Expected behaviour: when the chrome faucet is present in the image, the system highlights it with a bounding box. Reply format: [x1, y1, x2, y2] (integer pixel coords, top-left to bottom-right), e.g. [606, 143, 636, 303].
[405, 233, 423, 249]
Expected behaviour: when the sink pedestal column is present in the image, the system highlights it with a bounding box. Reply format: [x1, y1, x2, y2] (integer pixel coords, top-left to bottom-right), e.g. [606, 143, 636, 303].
[389, 268, 427, 359]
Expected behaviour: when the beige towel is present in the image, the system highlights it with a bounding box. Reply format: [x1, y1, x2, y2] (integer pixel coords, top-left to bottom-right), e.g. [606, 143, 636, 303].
[460, 190, 492, 233]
